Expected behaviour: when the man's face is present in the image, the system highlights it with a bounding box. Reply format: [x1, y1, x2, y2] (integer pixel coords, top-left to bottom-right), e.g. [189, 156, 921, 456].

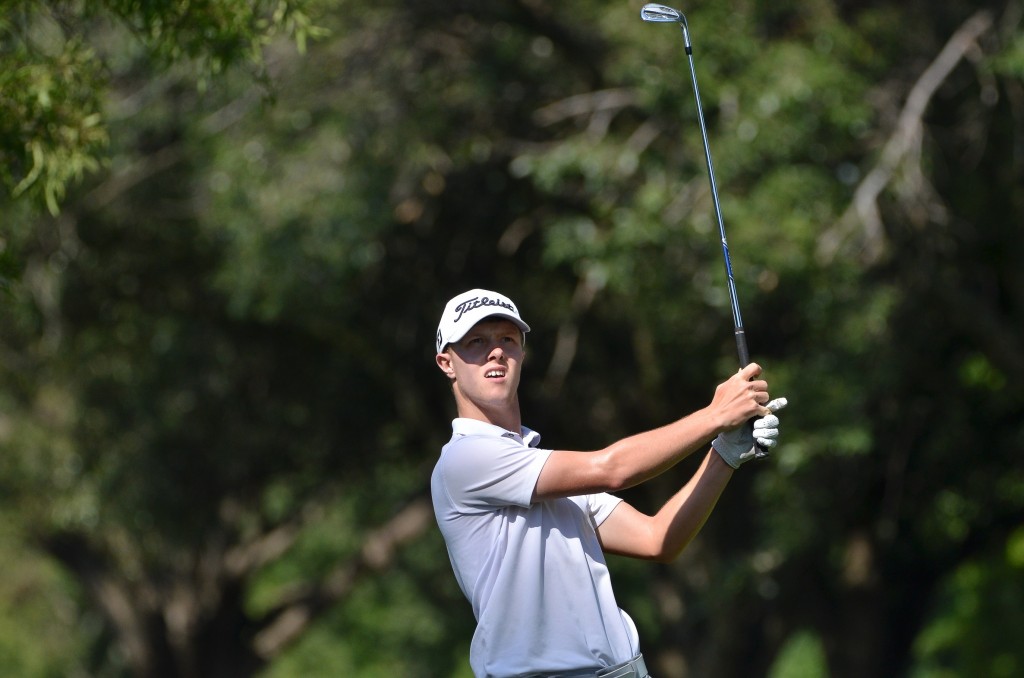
[438, 318, 525, 413]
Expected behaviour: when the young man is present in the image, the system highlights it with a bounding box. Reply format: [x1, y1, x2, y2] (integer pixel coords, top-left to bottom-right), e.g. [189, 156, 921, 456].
[431, 288, 786, 678]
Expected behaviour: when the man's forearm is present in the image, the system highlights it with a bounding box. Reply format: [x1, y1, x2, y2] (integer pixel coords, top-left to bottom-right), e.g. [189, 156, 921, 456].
[650, 450, 733, 560]
[598, 408, 722, 490]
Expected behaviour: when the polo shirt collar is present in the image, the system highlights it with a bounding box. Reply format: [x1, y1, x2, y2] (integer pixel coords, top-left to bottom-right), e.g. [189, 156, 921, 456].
[451, 418, 542, 448]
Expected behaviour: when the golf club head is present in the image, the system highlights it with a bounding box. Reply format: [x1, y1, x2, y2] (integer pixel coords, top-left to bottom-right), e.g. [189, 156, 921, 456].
[640, 3, 683, 23]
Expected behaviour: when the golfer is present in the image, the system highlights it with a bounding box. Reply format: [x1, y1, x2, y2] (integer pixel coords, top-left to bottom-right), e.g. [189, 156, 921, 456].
[431, 288, 786, 678]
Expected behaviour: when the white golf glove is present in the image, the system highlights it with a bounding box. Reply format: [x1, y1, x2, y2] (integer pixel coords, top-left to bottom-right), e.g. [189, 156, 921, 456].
[713, 397, 788, 468]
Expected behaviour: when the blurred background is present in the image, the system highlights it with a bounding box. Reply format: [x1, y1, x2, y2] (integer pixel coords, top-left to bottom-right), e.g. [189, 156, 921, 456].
[1, 1, 1022, 676]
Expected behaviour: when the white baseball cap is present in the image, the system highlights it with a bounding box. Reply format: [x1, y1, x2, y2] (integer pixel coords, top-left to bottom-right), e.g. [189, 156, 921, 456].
[435, 289, 531, 353]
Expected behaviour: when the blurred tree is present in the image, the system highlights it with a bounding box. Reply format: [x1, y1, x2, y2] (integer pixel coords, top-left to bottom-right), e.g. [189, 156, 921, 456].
[0, 0, 1022, 677]
[0, 0, 324, 215]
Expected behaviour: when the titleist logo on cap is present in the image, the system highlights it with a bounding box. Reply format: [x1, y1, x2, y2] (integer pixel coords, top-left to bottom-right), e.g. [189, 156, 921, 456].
[453, 296, 516, 323]
[435, 288, 529, 353]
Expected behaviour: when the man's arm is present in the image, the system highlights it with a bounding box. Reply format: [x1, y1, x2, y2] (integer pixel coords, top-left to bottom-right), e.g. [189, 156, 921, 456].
[532, 363, 770, 501]
[594, 450, 733, 562]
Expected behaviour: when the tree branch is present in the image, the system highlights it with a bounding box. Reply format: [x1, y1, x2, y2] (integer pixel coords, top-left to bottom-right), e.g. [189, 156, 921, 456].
[42, 531, 163, 675]
[817, 10, 994, 264]
[250, 498, 434, 659]
[543, 269, 604, 394]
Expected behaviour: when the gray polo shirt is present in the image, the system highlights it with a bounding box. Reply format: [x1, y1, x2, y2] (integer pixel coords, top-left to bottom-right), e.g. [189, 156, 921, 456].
[431, 418, 639, 678]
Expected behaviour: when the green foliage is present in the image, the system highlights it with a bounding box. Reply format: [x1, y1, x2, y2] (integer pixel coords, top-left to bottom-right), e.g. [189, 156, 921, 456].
[1, 0, 1022, 676]
[768, 630, 829, 678]
[0, 522, 91, 677]
[254, 510, 475, 678]
[991, 30, 1024, 76]
[0, 0, 326, 215]
[0, 16, 107, 214]
[102, 0, 327, 68]
[912, 531, 1024, 678]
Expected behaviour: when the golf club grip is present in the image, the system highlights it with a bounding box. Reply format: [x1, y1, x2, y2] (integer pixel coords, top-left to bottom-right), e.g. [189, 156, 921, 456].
[735, 328, 750, 367]
[736, 330, 770, 458]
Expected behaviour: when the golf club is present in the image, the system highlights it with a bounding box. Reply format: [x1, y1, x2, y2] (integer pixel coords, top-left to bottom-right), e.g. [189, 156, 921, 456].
[642, 3, 767, 456]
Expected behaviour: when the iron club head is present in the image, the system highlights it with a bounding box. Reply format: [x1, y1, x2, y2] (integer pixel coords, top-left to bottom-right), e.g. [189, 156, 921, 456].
[640, 3, 683, 23]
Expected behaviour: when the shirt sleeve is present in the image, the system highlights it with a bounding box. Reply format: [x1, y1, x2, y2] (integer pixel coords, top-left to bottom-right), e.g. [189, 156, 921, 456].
[587, 492, 624, 527]
[438, 434, 552, 511]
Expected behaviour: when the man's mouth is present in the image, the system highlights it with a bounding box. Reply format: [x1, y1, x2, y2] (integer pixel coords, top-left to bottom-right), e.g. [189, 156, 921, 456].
[485, 369, 506, 378]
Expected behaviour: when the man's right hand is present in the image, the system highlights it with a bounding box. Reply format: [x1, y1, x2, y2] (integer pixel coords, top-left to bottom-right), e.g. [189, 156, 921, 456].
[708, 363, 771, 431]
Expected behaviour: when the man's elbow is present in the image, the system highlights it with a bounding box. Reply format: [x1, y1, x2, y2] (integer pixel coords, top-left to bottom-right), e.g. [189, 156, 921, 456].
[634, 523, 686, 563]
[625, 541, 681, 563]
[593, 449, 635, 493]
[650, 530, 696, 563]
[651, 544, 684, 563]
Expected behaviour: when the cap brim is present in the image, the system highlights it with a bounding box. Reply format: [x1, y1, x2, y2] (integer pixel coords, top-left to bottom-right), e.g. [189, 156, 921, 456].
[442, 312, 530, 349]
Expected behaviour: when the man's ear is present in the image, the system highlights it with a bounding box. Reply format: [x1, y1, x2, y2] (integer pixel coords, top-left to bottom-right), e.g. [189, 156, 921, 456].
[436, 351, 455, 379]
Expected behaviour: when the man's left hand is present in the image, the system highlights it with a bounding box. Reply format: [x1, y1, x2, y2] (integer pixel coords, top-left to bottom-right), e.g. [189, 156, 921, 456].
[753, 397, 788, 450]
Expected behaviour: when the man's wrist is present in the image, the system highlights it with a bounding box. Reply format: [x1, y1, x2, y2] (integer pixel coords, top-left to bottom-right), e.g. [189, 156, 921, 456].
[712, 429, 755, 469]
[708, 445, 738, 472]
[693, 406, 727, 439]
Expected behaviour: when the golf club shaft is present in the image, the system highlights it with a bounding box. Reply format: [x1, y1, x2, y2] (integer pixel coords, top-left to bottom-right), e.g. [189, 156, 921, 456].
[643, 4, 765, 456]
[675, 18, 750, 368]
